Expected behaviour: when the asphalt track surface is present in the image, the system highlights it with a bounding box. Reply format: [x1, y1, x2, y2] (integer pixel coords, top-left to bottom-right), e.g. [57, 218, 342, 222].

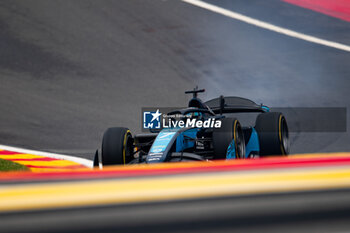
[0, 1, 350, 232]
[0, 0, 349, 159]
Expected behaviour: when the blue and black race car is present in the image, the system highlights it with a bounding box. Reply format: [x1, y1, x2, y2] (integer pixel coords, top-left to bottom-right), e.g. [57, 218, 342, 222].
[96, 88, 289, 166]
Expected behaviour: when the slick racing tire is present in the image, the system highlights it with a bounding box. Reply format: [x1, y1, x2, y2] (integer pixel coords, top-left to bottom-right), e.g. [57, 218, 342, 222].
[213, 118, 245, 159]
[255, 112, 289, 156]
[101, 127, 134, 165]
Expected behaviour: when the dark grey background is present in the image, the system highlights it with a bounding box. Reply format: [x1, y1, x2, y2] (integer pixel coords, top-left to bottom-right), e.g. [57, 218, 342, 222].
[0, 0, 349, 159]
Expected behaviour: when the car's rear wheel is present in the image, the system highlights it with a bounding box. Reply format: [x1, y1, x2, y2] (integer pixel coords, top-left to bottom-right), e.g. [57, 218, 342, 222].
[213, 118, 245, 159]
[101, 127, 134, 165]
[255, 112, 289, 156]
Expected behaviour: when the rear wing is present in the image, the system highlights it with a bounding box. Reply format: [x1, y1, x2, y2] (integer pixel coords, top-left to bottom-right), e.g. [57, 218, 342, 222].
[204, 96, 269, 114]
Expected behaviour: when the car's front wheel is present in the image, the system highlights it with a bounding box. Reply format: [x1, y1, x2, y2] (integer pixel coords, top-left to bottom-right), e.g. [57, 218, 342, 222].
[101, 127, 134, 165]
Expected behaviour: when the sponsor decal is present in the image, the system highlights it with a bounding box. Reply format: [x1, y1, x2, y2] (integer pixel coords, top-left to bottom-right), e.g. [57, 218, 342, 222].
[162, 117, 221, 128]
[142, 108, 221, 130]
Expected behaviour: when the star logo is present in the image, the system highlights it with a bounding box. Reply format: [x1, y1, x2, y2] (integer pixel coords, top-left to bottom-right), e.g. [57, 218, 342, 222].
[143, 109, 162, 129]
[151, 109, 162, 122]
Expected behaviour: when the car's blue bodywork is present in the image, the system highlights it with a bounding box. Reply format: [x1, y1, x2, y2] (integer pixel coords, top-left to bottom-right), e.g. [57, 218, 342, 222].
[147, 126, 260, 162]
[244, 128, 260, 158]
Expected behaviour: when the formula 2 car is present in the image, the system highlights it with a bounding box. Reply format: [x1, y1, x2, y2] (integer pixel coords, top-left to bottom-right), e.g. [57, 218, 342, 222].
[95, 87, 289, 166]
